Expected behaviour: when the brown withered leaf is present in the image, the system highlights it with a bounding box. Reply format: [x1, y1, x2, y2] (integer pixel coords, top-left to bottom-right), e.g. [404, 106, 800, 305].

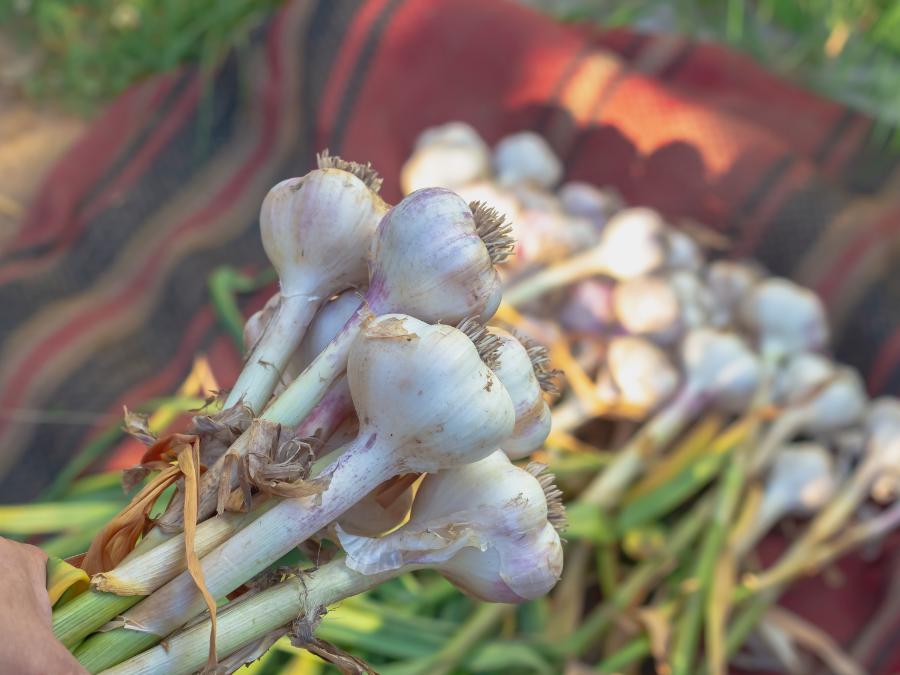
[244, 435, 327, 501]
[215, 419, 281, 514]
[203, 628, 288, 674]
[180, 439, 220, 671]
[303, 638, 378, 674]
[290, 607, 378, 674]
[121, 466, 152, 494]
[82, 463, 182, 576]
[122, 406, 156, 446]
[83, 434, 201, 575]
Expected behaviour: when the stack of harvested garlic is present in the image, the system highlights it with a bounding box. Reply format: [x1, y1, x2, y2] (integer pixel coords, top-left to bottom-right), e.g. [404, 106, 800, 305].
[401, 123, 899, 675]
[52, 152, 565, 675]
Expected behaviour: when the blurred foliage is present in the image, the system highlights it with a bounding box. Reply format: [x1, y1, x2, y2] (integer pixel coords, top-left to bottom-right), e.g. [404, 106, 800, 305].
[0, 0, 280, 113]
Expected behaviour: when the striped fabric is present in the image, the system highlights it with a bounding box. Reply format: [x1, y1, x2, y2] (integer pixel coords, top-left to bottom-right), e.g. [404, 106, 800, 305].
[2, 0, 900, 668]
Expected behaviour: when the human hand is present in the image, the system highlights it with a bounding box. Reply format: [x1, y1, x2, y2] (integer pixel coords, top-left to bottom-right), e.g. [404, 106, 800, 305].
[0, 537, 87, 674]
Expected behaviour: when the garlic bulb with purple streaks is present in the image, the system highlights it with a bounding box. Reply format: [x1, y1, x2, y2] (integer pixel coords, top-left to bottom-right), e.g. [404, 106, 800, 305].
[338, 451, 564, 602]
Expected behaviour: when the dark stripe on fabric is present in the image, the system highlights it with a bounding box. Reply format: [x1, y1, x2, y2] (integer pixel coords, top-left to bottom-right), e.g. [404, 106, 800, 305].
[832, 278, 900, 393]
[750, 173, 844, 277]
[0, 73, 195, 267]
[0, 221, 266, 502]
[617, 33, 646, 61]
[840, 123, 900, 194]
[812, 108, 856, 164]
[328, 0, 406, 153]
[0, 57, 241, 342]
[534, 42, 595, 135]
[294, 0, 363, 175]
[656, 41, 695, 81]
[736, 153, 795, 220]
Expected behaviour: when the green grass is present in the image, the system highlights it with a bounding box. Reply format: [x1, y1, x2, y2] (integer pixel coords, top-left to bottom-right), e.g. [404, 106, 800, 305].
[0, 0, 280, 113]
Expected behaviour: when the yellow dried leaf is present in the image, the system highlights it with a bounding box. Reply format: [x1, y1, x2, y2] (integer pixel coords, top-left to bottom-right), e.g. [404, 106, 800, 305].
[46, 556, 89, 606]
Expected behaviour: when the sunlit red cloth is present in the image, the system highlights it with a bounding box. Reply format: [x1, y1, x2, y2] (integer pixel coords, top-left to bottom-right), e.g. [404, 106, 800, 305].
[1, 0, 899, 670]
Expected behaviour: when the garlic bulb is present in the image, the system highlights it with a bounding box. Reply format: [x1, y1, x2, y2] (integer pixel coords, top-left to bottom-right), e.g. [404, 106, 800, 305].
[108, 463, 563, 675]
[737, 443, 836, 555]
[552, 336, 680, 433]
[339, 451, 564, 602]
[612, 275, 682, 344]
[503, 207, 670, 307]
[706, 260, 763, 328]
[679, 328, 761, 414]
[111, 315, 516, 640]
[605, 336, 681, 413]
[560, 279, 617, 334]
[401, 122, 491, 194]
[739, 278, 829, 361]
[665, 228, 704, 272]
[226, 156, 387, 412]
[261, 188, 510, 428]
[754, 354, 867, 472]
[487, 328, 554, 459]
[774, 354, 867, 434]
[493, 131, 563, 189]
[579, 329, 759, 508]
[863, 398, 900, 502]
[367, 189, 507, 322]
[557, 181, 623, 228]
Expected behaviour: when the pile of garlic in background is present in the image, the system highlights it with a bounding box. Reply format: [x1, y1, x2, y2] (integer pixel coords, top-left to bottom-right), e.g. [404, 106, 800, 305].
[402, 122, 900, 675]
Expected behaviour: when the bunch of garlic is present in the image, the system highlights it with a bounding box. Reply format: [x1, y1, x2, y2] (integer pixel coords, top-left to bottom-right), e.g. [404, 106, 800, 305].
[54, 152, 566, 675]
[401, 122, 900, 675]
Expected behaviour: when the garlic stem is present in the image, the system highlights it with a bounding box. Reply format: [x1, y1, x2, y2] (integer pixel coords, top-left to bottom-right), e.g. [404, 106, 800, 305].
[93, 499, 278, 596]
[76, 438, 396, 669]
[224, 295, 322, 413]
[159, 307, 366, 531]
[263, 306, 366, 426]
[293, 374, 353, 446]
[503, 248, 609, 307]
[52, 502, 278, 648]
[580, 386, 700, 508]
[92, 559, 402, 675]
